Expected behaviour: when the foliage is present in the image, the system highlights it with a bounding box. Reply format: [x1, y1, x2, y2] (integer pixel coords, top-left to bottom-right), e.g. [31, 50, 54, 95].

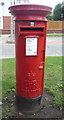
[46, 14, 53, 21]
[53, 3, 62, 21]
[62, 1, 64, 20]
[47, 2, 64, 21]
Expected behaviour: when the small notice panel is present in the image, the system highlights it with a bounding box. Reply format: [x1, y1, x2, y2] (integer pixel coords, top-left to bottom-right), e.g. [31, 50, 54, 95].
[26, 37, 37, 56]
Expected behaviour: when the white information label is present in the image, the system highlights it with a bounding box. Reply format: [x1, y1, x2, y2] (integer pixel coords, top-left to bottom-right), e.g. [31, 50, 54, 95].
[26, 37, 37, 56]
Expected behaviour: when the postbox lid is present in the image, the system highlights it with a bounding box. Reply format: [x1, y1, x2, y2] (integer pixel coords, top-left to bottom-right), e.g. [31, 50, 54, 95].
[9, 4, 52, 21]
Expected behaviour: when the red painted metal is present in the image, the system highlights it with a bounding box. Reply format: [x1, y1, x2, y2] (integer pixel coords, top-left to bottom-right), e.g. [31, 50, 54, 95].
[9, 5, 52, 99]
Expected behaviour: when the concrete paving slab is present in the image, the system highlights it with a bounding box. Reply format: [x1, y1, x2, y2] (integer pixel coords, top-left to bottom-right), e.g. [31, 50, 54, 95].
[0, 35, 63, 59]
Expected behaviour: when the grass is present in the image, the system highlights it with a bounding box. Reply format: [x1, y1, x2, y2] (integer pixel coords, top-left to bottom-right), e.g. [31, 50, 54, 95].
[47, 33, 64, 36]
[45, 57, 63, 109]
[2, 57, 63, 110]
[2, 59, 16, 98]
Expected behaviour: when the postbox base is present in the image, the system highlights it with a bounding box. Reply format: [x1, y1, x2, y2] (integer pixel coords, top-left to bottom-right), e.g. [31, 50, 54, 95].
[16, 94, 42, 114]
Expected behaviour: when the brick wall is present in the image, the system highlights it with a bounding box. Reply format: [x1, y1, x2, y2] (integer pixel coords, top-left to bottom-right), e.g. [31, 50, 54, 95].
[0, 16, 14, 34]
[0, 16, 63, 34]
[3, 16, 11, 30]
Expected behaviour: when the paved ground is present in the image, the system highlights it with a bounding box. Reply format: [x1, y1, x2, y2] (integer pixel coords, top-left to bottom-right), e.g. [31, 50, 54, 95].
[46, 36, 62, 56]
[0, 35, 63, 59]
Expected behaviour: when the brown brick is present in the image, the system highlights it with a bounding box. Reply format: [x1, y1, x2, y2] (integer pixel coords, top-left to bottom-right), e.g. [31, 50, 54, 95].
[3, 16, 11, 30]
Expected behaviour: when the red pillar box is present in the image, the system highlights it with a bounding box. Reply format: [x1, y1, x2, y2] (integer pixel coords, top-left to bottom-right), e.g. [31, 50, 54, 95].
[9, 5, 52, 114]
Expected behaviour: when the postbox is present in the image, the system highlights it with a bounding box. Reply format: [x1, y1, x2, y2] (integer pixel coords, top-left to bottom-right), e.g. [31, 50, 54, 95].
[9, 5, 52, 114]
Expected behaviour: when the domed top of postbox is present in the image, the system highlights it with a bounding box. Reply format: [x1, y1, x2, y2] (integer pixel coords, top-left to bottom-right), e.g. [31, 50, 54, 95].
[8, 4, 52, 21]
